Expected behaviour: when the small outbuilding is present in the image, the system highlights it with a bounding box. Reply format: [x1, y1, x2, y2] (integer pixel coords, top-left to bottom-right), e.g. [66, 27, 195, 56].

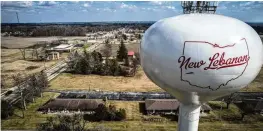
[145, 99, 180, 115]
[46, 52, 60, 60]
[128, 51, 135, 59]
[47, 44, 74, 52]
[201, 103, 212, 113]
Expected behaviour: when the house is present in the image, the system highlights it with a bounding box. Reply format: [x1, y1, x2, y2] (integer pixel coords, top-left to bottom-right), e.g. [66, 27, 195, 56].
[145, 99, 180, 115]
[145, 99, 212, 115]
[128, 51, 135, 59]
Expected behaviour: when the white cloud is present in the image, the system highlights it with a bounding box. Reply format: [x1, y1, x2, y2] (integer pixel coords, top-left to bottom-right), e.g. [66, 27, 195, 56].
[120, 3, 137, 9]
[1, 1, 33, 8]
[150, 1, 163, 5]
[83, 3, 90, 7]
[2, 8, 19, 12]
[240, 2, 255, 7]
[142, 7, 157, 11]
[166, 6, 175, 10]
[218, 5, 227, 10]
[38, 1, 57, 6]
[103, 8, 111, 12]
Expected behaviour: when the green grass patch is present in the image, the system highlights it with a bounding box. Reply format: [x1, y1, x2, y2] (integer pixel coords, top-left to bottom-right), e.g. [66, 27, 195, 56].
[2, 99, 263, 131]
[1, 92, 60, 130]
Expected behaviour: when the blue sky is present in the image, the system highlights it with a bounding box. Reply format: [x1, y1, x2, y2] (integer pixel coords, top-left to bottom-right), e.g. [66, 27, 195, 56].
[1, 1, 263, 23]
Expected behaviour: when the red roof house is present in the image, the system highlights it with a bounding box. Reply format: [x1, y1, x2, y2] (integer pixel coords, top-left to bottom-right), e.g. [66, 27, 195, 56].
[128, 51, 135, 56]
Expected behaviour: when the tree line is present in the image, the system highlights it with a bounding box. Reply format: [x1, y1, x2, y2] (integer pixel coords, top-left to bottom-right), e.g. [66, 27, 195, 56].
[1, 23, 149, 37]
[67, 40, 139, 76]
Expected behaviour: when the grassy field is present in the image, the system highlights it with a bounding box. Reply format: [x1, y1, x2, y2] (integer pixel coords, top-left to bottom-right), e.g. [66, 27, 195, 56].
[241, 67, 263, 92]
[49, 67, 163, 92]
[49, 67, 263, 92]
[87, 101, 263, 131]
[3, 98, 263, 131]
[1, 92, 60, 130]
[87, 121, 263, 131]
[108, 101, 144, 121]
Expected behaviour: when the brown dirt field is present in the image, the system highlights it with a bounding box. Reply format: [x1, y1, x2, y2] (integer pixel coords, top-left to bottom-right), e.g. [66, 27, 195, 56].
[49, 66, 263, 92]
[1, 48, 64, 89]
[49, 67, 163, 92]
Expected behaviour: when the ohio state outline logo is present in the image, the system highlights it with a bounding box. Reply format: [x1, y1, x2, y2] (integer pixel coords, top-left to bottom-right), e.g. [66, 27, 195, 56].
[178, 38, 250, 90]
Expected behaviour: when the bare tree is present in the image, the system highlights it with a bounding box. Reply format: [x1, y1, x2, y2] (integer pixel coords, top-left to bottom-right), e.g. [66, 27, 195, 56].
[19, 48, 26, 60]
[102, 39, 112, 62]
[1, 77, 6, 89]
[239, 102, 255, 120]
[27, 74, 40, 102]
[37, 71, 48, 97]
[12, 73, 27, 117]
[224, 93, 238, 109]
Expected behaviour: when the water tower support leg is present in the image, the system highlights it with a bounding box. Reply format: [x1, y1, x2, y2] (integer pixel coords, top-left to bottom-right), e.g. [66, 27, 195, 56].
[178, 104, 201, 131]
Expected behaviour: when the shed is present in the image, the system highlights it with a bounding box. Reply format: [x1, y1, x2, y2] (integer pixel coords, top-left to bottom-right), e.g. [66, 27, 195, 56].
[201, 103, 212, 113]
[145, 99, 180, 115]
[47, 44, 74, 52]
[128, 51, 135, 59]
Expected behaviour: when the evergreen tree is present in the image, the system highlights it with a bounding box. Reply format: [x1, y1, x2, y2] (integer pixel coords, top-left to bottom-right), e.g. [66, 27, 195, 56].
[122, 34, 127, 40]
[103, 39, 112, 65]
[136, 34, 141, 39]
[124, 57, 129, 66]
[117, 40, 128, 61]
[110, 59, 121, 76]
[38, 71, 48, 97]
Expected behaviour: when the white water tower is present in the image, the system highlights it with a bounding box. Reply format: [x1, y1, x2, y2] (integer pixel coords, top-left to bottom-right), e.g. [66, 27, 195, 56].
[140, 2, 263, 131]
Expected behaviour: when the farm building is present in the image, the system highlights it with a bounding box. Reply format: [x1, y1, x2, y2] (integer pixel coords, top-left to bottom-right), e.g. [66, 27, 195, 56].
[145, 99, 212, 115]
[200, 103, 212, 113]
[46, 52, 60, 60]
[38, 99, 104, 114]
[145, 99, 180, 115]
[255, 100, 263, 114]
[239, 99, 263, 114]
[47, 44, 74, 52]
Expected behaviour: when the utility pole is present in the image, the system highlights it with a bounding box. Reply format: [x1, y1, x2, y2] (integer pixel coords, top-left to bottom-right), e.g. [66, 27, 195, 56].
[16, 12, 20, 23]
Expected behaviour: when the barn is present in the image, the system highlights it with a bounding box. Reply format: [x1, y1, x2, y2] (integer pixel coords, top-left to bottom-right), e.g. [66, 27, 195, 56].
[38, 99, 104, 114]
[145, 99, 212, 115]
